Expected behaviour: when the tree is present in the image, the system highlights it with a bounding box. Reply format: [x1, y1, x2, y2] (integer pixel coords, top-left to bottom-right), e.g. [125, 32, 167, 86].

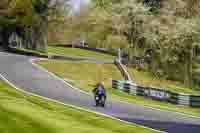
[0, 0, 67, 50]
[111, 0, 150, 64]
[143, 0, 200, 88]
[174, 18, 200, 88]
[0, 0, 15, 49]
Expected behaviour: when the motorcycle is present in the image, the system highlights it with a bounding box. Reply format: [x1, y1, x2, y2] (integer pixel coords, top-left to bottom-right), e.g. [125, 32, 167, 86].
[94, 94, 105, 107]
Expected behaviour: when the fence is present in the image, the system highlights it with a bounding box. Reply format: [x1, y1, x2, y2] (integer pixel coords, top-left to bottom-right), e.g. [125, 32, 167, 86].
[111, 80, 200, 107]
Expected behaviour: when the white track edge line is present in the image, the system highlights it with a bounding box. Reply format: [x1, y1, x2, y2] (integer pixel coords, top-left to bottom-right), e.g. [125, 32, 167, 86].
[31, 58, 200, 120]
[0, 72, 163, 133]
[30, 58, 91, 95]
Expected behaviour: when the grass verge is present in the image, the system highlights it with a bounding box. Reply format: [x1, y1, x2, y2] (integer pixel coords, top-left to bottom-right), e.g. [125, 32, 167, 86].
[0, 80, 156, 133]
[35, 59, 200, 117]
[9, 48, 48, 57]
[126, 67, 200, 95]
[47, 46, 113, 59]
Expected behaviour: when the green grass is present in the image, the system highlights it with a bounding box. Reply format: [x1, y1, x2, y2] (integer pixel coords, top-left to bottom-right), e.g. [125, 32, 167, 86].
[47, 46, 114, 59]
[0, 80, 156, 133]
[35, 59, 122, 91]
[14, 48, 48, 57]
[126, 67, 200, 95]
[35, 59, 200, 117]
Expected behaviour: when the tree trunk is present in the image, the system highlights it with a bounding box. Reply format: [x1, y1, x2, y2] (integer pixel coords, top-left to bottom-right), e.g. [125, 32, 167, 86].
[150, 51, 157, 75]
[1, 28, 9, 50]
[134, 42, 137, 56]
[152, 57, 157, 74]
[128, 47, 132, 66]
[184, 50, 193, 88]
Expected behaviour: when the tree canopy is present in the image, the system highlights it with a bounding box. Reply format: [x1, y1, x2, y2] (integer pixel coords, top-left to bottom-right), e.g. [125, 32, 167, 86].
[56, 0, 200, 89]
[0, 0, 63, 50]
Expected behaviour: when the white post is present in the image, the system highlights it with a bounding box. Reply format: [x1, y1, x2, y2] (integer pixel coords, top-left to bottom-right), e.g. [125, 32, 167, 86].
[118, 48, 122, 64]
[82, 40, 85, 47]
[19, 38, 22, 49]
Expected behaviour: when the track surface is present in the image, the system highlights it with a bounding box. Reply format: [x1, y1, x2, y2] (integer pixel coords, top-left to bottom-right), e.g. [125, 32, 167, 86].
[0, 52, 200, 133]
[48, 53, 114, 64]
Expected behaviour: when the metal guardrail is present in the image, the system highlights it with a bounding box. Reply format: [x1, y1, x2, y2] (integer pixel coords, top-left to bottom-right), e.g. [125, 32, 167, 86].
[111, 80, 200, 107]
[114, 58, 130, 81]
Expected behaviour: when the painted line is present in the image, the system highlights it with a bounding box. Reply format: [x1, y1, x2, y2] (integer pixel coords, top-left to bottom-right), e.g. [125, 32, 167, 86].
[0, 72, 163, 133]
[32, 58, 200, 120]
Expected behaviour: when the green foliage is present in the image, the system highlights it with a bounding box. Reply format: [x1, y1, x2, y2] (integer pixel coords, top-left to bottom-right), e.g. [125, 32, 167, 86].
[0, 16, 15, 26]
[32, 0, 50, 14]
[142, 1, 200, 88]
[105, 35, 128, 50]
[48, 0, 200, 89]
[8, 0, 34, 31]
[0, 0, 59, 50]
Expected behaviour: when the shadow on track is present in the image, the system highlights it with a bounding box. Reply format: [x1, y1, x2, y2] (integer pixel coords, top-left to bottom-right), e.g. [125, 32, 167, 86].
[120, 117, 200, 133]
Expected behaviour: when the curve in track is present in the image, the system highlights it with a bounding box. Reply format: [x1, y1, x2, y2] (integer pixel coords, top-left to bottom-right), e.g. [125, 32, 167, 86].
[0, 52, 200, 133]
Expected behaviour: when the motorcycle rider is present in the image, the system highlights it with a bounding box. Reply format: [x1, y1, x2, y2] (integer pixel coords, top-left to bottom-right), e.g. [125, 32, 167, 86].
[92, 82, 106, 107]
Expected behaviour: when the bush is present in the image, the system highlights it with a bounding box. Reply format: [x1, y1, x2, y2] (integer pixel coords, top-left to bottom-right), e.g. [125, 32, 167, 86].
[105, 35, 128, 50]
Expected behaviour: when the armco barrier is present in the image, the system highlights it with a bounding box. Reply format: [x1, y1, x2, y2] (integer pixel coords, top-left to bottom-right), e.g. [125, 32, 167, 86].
[190, 96, 200, 107]
[111, 80, 200, 107]
[178, 94, 190, 106]
[129, 83, 137, 95]
[168, 92, 179, 104]
[114, 58, 130, 81]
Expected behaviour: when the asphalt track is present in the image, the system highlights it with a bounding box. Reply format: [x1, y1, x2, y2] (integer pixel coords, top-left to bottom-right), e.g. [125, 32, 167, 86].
[48, 53, 114, 64]
[0, 52, 200, 133]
